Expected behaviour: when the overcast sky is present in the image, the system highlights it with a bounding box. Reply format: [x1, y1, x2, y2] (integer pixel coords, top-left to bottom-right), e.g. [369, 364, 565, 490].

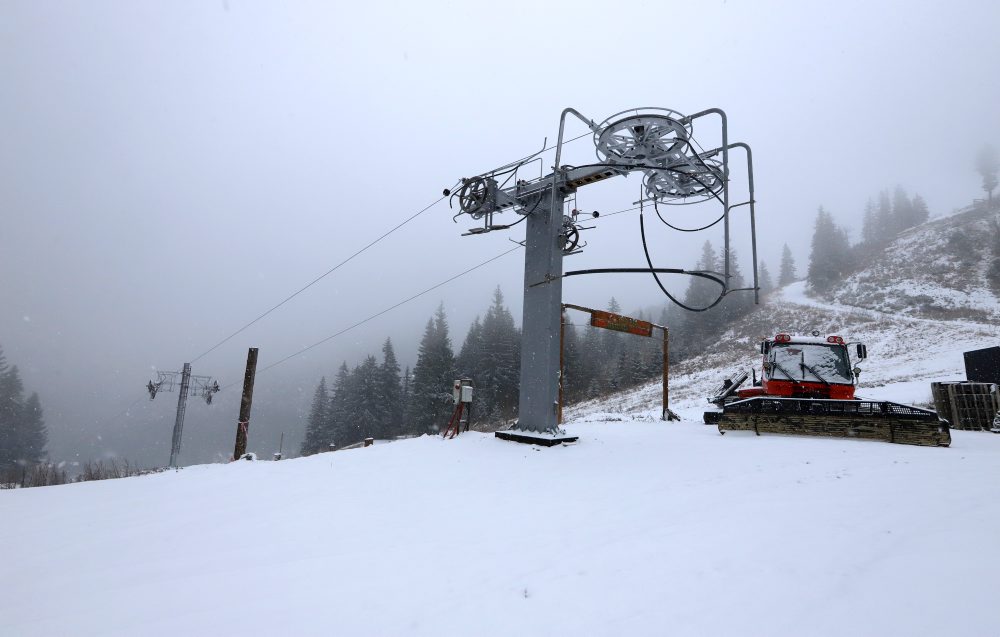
[2, 0, 999, 466]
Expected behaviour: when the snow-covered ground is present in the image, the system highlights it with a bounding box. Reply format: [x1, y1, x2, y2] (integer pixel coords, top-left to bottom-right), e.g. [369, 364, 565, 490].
[2, 415, 999, 636]
[6, 210, 1000, 635]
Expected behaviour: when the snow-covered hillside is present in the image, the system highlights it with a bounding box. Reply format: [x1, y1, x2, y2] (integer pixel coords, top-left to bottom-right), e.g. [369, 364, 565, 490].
[570, 277, 1000, 423]
[830, 204, 1000, 322]
[3, 273, 1000, 637]
[568, 204, 1000, 421]
[2, 419, 998, 637]
[4, 205, 1000, 637]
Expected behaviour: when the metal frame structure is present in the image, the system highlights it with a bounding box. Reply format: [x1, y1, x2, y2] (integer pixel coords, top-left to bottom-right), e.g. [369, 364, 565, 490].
[147, 364, 220, 467]
[449, 106, 757, 439]
[560, 304, 680, 424]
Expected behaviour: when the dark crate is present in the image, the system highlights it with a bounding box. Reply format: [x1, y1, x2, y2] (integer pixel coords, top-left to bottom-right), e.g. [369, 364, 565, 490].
[964, 346, 1000, 384]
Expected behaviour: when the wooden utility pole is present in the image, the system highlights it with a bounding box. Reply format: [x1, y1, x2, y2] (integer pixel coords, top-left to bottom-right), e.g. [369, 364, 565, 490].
[232, 348, 259, 460]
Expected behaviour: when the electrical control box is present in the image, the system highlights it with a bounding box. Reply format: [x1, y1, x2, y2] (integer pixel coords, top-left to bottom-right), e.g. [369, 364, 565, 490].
[453, 378, 474, 404]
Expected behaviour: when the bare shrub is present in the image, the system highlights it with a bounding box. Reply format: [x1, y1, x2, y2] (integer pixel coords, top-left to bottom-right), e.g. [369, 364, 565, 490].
[75, 458, 161, 482]
[0, 463, 69, 489]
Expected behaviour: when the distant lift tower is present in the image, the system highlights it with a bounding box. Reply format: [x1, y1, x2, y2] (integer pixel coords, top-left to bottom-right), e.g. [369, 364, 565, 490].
[147, 364, 220, 467]
[448, 107, 758, 444]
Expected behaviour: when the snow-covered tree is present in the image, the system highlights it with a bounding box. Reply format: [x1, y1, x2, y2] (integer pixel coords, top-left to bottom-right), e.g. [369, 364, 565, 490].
[479, 287, 520, 419]
[807, 207, 852, 294]
[778, 244, 797, 287]
[301, 377, 329, 455]
[875, 189, 893, 242]
[328, 363, 353, 448]
[758, 261, 774, 297]
[891, 186, 913, 235]
[407, 305, 455, 434]
[18, 393, 47, 465]
[378, 338, 403, 438]
[0, 345, 47, 468]
[910, 193, 929, 226]
[347, 355, 381, 440]
[860, 198, 878, 246]
[976, 143, 999, 205]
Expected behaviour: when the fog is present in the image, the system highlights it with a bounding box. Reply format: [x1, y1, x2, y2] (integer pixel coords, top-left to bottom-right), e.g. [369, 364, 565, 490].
[2, 0, 998, 467]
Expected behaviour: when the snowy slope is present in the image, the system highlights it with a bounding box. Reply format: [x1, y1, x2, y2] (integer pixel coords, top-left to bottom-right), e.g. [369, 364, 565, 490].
[4, 206, 1000, 636]
[568, 205, 1000, 422]
[830, 204, 1000, 322]
[2, 422, 998, 637]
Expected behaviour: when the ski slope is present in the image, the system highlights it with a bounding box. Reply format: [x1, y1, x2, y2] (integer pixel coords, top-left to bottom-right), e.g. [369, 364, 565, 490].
[5, 258, 1000, 635]
[2, 416, 999, 636]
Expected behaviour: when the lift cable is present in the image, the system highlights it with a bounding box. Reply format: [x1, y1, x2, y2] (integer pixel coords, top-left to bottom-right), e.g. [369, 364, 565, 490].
[190, 193, 452, 364]
[218, 244, 524, 390]
[90, 393, 149, 431]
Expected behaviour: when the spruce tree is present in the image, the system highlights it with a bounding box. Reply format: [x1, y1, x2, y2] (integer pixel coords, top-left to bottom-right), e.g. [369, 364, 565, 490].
[347, 356, 381, 440]
[911, 194, 929, 226]
[682, 242, 724, 338]
[456, 317, 485, 406]
[778, 244, 797, 287]
[807, 207, 852, 294]
[562, 313, 586, 402]
[301, 377, 329, 455]
[407, 305, 455, 434]
[976, 143, 999, 205]
[18, 393, 46, 465]
[719, 248, 753, 322]
[0, 362, 26, 467]
[0, 346, 46, 468]
[875, 190, 893, 240]
[400, 365, 412, 432]
[378, 338, 403, 438]
[480, 287, 519, 419]
[580, 319, 604, 397]
[892, 186, 913, 234]
[329, 363, 352, 448]
[599, 298, 627, 389]
[0, 347, 11, 467]
[860, 198, 878, 246]
[758, 261, 774, 297]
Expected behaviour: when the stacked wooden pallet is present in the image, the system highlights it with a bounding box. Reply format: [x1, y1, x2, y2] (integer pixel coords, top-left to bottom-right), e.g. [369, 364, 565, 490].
[931, 382, 1000, 431]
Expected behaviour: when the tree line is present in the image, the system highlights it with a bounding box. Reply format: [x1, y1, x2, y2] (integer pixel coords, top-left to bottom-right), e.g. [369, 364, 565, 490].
[0, 344, 48, 471]
[301, 288, 523, 453]
[301, 286, 691, 453]
[807, 186, 929, 294]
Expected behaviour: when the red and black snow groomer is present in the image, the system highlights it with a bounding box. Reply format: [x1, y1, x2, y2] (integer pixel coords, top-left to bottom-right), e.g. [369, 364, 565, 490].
[704, 333, 950, 447]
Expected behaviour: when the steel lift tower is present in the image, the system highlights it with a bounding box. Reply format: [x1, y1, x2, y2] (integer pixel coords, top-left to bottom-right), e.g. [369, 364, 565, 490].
[448, 107, 758, 445]
[147, 365, 221, 467]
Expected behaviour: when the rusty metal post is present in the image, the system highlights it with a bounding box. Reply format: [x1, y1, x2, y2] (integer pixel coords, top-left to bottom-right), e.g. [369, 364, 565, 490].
[661, 327, 680, 421]
[558, 309, 565, 424]
[662, 328, 669, 421]
[232, 347, 258, 460]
